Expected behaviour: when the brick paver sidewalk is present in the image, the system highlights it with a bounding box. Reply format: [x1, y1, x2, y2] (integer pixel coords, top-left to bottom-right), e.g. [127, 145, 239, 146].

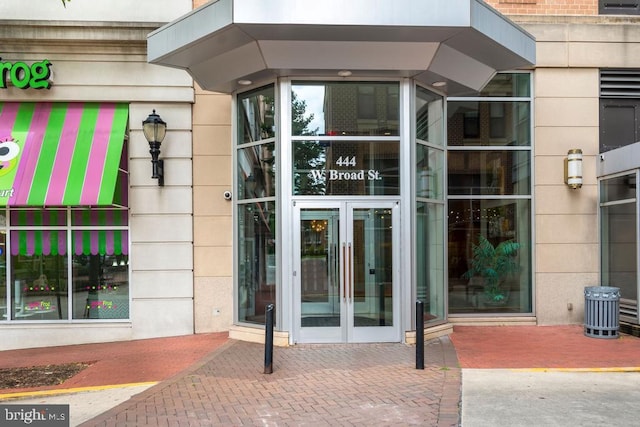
[81, 337, 460, 426]
[452, 325, 640, 369]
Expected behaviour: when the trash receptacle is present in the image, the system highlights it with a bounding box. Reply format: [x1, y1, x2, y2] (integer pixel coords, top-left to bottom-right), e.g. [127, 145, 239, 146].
[584, 286, 620, 339]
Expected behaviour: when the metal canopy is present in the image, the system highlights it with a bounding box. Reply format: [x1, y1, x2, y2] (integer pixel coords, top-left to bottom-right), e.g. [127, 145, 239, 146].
[147, 0, 535, 95]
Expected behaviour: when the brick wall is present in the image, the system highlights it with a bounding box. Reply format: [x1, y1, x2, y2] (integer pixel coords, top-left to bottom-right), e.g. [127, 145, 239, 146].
[193, 1, 599, 15]
[485, 0, 598, 15]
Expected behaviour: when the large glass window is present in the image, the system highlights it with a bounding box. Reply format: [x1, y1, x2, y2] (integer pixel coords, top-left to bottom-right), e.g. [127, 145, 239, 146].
[447, 151, 530, 196]
[600, 173, 637, 321]
[236, 84, 277, 325]
[292, 81, 400, 197]
[293, 140, 399, 196]
[238, 202, 276, 325]
[293, 82, 399, 137]
[2, 208, 129, 321]
[415, 86, 446, 323]
[447, 73, 533, 314]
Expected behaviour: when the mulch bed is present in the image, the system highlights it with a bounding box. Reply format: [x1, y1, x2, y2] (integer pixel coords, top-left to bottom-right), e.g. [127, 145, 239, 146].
[0, 363, 90, 390]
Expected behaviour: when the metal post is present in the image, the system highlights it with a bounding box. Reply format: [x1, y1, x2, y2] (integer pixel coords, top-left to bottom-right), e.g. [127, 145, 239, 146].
[416, 300, 424, 370]
[264, 303, 274, 374]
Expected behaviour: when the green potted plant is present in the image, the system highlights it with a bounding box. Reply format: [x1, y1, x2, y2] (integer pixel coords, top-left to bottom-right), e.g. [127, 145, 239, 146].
[462, 235, 520, 305]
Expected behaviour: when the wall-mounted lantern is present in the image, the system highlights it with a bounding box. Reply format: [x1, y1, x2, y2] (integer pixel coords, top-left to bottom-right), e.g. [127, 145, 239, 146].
[142, 110, 167, 186]
[564, 148, 583, 189]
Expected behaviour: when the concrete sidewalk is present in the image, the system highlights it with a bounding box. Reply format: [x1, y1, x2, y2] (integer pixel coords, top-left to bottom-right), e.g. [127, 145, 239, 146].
[462, 369, 640, 427]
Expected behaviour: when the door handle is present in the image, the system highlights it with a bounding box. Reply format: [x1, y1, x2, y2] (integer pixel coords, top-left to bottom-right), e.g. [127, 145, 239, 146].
[348, 242, 352, 302]
[342, 243, 347, 302]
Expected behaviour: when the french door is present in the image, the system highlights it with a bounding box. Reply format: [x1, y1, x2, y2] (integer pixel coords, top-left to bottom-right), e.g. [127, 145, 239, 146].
[293, 201, 400, 343]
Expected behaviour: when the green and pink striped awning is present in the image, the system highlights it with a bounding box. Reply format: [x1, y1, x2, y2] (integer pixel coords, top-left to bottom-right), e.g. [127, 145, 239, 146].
[0, 102, 128, 206]
[10, 210, 129, 256]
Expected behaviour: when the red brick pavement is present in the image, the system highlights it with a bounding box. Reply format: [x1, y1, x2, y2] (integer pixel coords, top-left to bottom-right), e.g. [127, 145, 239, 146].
[6, 325, 635, 425]
[451, 325, 640, 369]
[80, 338, 461, 427]
[0, 332, 228, 394]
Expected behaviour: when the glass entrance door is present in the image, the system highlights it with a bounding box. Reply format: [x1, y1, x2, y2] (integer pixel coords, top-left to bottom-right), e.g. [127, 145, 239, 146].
[294, 201, 399, 343]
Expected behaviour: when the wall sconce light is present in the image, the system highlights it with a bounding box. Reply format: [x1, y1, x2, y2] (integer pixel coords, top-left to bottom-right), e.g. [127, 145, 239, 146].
[564, 148, 583, 189]
[142, 110, 167, 186]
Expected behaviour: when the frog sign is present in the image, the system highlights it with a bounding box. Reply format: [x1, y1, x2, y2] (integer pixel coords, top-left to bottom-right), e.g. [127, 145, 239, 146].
[0, 58, 53, 89]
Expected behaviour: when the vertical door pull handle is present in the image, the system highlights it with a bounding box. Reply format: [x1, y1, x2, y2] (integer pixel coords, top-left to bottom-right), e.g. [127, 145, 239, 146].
[342, 243, 347, 302]
[348, 242, 352, 302]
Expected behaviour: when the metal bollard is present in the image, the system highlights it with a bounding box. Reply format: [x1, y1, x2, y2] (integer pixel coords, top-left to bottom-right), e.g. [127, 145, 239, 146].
[264, 303, 274, 374]
[416, 300, 424, 370]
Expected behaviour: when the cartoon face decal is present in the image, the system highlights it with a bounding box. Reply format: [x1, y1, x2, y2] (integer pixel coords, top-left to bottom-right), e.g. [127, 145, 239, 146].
[0, 137, 20, 177]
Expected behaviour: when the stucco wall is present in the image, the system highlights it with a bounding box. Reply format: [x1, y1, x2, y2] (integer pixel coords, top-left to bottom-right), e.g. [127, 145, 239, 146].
[517, 16, 640, 324]
[192, 84, 233, 333]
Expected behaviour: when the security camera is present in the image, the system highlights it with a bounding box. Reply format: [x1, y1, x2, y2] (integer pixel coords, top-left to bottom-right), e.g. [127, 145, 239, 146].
[223, 191, 232, 200]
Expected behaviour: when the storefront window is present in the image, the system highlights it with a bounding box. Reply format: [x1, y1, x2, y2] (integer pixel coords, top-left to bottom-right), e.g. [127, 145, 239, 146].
[415, 86, 446, 324]
[2, 208, 129, 321]
[11, 252, 68, 320]
[70, 208, 129, 320]
[447, 73, 533, 315]
[238, 201, 276, 325]
[448, 199, 532, 313]
[600, 173, 638, 318]
[237, 84, 277, 326]
[416, 202, 445, 321]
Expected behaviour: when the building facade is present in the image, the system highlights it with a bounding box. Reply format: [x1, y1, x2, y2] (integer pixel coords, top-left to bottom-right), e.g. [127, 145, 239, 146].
[0, 0, 195, 350]
[3, 0, 640, 349]
[183, 0, 640, 344]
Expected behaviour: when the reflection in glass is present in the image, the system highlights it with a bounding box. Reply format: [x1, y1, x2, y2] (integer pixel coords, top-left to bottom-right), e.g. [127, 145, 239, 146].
[238, 85, 275, 144]
[238, 202, 276, 325]
[70, 209, 128, 227]
[72, 251, 129, 320]
[416, 86, 444, 145]
[238, 142, 276, 200]
[479, 73, 530, 97]
[292, 82, 400, 136]
[300, 209, 340, 327]
[293, 140, 399, 195]
[448, 101, 531, 146]
[10, 230, 68, 320]
[416, 202, 444, 322]
[416, 145, 444, 199]
[448, 151, 530, 196]
[353, 208, 393, 327]
[601, 200, 637, 304]
[600, 173, 637, 203]
[448, 199, 532, 314]
[10, 210, 66, 226]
